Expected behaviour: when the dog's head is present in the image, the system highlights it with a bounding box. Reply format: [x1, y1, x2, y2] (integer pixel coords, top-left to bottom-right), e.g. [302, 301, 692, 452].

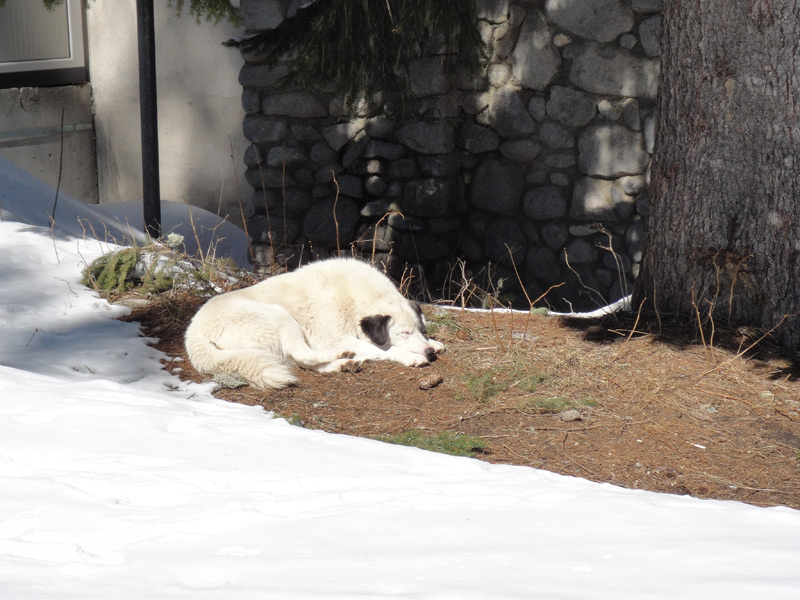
[360, 302, 438, 362]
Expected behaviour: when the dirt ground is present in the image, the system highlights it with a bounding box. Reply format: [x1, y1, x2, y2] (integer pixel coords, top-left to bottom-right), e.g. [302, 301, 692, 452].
[129, 295, 800, 510]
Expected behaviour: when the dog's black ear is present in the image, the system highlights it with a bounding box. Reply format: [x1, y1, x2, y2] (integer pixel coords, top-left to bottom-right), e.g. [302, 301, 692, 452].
[360, 315, 391, 346]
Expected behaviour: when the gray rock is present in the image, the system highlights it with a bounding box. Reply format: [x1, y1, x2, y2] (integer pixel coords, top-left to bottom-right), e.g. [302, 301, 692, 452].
[266, 145, 305, 168]
[511, 11, 561, 91]
[240, 0, 285, 30]
[527, 96, 547, 121]
[559, 409, 583, 422]
[543, 152, 577, 169]
[242, 115, 288, 144]
[569, 42, 660, 99]
[499, 139, 542, 162]
[487, 63, 512, 87]
[622, 98, 642, 131]
[644, 112, 656, 154]
[540, 121, 575, 149]
[541, 222, 569, 249]
[388, 158, 417, 178]
[526, 246, 562, 283]
[248, 214, 301, 245]
[476, 0, 509, 22]
[459, 121, 500, 154]
[546, 85, 597, 126]
[404, 179, 452, 218]
[578, 124, 649, 177]
[523, 186, 568, 220]
[310, 141, 337, 164]
[335, 174, 363, 199]
[564, 237, 597, 264]
[239, 63, 289, 89]
[545, 0, 634, 42]
[484, 217, 527, 267]
[302, 197, 359, 246]
[397, 121, 456, 154]
[410, 56, 449, 98]
[571, 176, 640, 221]
[471, 159, 524, 216]
[632, 0, 663, 13]
[322, 119, 367, 152]
[364, 175, 387, 196]
[263, 92, 328, 118]
[282, 188, 312, 213]
[365, 116, 394, 138]
[366, 139, 406, 161]
[626, 219, 645, 261]
[241, 89, 261, 114]
[479, 85, 537, 137]
[419, 155, 460, 177]
[639, 16, 662, 57]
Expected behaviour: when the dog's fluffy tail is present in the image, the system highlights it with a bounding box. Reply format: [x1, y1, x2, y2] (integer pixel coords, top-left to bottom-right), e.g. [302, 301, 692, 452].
[186, 341, 297, 390]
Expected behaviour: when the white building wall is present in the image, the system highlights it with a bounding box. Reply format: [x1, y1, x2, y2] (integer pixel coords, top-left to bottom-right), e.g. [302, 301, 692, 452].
[87, 2, 250, 225]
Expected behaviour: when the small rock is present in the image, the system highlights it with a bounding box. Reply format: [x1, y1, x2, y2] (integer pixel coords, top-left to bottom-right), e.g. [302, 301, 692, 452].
[559, 409, 583, 422]
[213, 373, 249, 389]
[419, 373, 444, 390]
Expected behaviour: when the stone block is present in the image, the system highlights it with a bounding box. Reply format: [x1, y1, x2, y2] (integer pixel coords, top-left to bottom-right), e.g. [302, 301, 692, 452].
[302, 197, 360, 246]
[485, 217, 527, 267]
[266, 145, 306, 168]
[263, 92, 328, 118]
[242, 115, 288, 144]
[499, 139, 542, 162]
[366, 139, 406, 161]
[578, 124, 649, 177]
[569, 42, 660, 99]
[459, 121, 500, 154]
[511, 10, 561, 91]
[397, 121, 455, 154]
[571, 176, 640, 221]
[322, 119, 367, 152]
[479, 85, 537, 137]
[546, 85, 597, 126]
[410, 56, 449, 98]
[476, 0, 509, 23]
[523, 186, 568, 220]
[470, 158, 523, 216]
[639, 15, 662, 57]
[404, 179, 452, 218]
[545, 0, 634, 43]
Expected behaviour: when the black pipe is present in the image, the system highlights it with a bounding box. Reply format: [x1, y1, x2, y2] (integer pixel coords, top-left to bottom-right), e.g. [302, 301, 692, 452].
[136, 0, 161, 239]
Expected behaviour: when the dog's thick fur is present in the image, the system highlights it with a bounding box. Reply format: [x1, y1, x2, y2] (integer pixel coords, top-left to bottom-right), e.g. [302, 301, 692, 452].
[185, 257, 445, 390]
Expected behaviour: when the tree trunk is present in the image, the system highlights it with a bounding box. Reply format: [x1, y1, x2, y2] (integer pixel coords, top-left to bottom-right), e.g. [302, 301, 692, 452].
[635, 0, 800, 347]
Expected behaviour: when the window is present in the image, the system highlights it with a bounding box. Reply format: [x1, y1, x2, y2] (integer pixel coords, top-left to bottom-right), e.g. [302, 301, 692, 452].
[0, 0, 88, 88]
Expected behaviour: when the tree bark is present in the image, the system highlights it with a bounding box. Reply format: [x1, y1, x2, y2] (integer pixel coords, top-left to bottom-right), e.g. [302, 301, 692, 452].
[635, 0, 800, 346]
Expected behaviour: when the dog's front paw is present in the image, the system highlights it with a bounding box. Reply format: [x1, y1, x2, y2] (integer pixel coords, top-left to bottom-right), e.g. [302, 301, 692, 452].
[404, 355, 431, 367]
[429, 339, 446, 354]
[338, 357, 363, 373]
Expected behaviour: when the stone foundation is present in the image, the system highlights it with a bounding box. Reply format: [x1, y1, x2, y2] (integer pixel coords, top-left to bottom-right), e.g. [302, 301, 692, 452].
[238, 0, 662, 311]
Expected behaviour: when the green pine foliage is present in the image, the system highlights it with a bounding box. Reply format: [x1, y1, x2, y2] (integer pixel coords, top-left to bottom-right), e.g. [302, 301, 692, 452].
[228, 0, 487, 114]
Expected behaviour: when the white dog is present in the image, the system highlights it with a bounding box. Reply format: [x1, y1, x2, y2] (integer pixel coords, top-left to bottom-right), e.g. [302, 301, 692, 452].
[185, 257, 445, 390]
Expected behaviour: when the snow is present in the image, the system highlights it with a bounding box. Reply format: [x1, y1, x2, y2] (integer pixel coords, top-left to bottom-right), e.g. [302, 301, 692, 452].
[1, 155, 799, 598]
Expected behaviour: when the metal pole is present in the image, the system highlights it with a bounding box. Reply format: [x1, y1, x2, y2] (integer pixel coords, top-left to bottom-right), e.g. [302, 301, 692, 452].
[136, 0, 161, 239]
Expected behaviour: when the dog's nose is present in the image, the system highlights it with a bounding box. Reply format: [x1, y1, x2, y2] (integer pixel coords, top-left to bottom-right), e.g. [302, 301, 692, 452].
[424, 347, 437, 362]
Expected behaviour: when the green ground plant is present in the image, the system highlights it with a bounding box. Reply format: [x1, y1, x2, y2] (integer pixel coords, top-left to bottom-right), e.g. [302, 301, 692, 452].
[376, 430, 487, 458]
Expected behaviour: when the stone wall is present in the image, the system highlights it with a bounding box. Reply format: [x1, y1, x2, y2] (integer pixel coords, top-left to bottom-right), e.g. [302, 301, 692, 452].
[239, 0, 662, 311]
